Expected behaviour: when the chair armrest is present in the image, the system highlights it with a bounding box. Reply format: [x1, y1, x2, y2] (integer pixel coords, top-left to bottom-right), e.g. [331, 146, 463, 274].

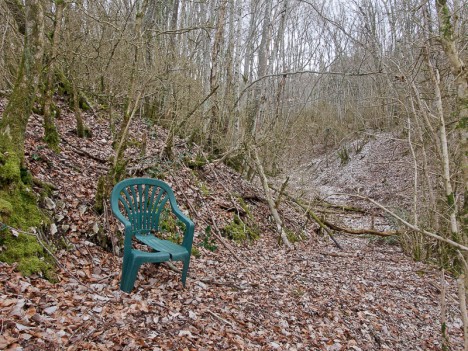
[115, 213, 131, 228]
[123, 224, 134, 253]
[110, 194, 132, 228]
[170, 204, 195, 250]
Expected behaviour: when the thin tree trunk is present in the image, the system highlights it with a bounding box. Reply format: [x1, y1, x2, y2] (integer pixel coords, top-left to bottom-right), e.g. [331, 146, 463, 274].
[435, 0, 468, 241]
[253, 148, 293, 249]
[206, 0, 228, 150]
[426, 59, 459, 237]
[43, 0, 65, 149]
[246, 1, 272, 139]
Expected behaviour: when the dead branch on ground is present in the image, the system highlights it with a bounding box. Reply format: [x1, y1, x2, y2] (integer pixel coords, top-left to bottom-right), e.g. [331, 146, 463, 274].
[341, 193, 468, 252]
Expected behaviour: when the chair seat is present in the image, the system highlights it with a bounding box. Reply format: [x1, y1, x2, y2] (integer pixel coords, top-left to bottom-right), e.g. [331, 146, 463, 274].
[136, 233, 189, 260]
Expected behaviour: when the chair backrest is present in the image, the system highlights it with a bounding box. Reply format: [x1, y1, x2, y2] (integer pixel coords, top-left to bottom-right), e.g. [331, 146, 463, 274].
[110, 178, 178, 235]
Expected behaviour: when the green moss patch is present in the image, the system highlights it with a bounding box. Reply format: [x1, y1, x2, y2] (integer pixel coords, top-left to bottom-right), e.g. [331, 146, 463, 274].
[0, 198, 13, 216]
[158, 208, 185, 244]
[44, 124, 60, 151]
[183, 153, 207, 170]
[0, 152, 21, 183]
[285, 229, 305, 244]
[0, 184, 54, 279]
[0, 231, 54, 279]
[0, 186, 46, 229]
[222, 215, 259, 243]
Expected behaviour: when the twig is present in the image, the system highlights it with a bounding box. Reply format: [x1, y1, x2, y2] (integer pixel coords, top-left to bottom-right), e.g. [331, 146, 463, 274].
[457, 252, 468, 350]
[319, 251, 360, 258]
[281, 195, 343, 249]
[267, 185, 344, 249]
[200, 278, 245, 289]
[103, 200, 118, 256]
[209, 147, 241, 165]
[322, 218, 399, 237]
[338, 193, 468, 252]
[209, 165, 245, 216]
[440, 270, 450, 349]
[61, 137, 109, 164]
[205, 310, 234, 328]
[163, 261, 181, 273]
[32, 178, 58, 191]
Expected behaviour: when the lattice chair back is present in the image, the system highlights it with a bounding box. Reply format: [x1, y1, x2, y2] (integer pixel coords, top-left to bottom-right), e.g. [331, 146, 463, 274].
[112, 179, 174, 236]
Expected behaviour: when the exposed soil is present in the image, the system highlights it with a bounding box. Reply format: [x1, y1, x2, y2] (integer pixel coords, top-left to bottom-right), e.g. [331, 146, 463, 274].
[0, 100, 464, 350]
[282, 133, 415, 232]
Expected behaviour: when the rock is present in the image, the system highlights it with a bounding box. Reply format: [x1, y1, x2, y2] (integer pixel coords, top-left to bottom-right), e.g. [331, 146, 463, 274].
[50, 223, 58, 235]
[44, 197, 56, 210]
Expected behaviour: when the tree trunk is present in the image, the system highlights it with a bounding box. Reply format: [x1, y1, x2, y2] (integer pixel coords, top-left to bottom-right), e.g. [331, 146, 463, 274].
[246, 0, 271, 140]
[253, 147, 293, 249]
[435, 0, 468, 239]
[206, 0, 228, 151]
[0, 0, 44, 183]
[0, 0, 45, 227]
[43, 0, 65, 149]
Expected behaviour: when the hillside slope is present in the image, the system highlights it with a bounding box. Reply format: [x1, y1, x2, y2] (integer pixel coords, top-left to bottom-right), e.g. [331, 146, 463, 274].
[0, 101, 464, 350]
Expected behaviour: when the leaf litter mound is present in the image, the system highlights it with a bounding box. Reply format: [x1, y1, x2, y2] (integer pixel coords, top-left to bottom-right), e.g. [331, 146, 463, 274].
[0, 99, 464, 350]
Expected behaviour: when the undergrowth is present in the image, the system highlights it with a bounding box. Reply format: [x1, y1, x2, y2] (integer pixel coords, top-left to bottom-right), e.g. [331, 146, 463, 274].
[0, 178, 54, 279]
[0, 230, 55, 280]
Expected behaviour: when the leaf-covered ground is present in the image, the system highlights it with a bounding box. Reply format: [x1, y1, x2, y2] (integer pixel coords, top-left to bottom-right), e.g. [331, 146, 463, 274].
[0, 99, 464, 350]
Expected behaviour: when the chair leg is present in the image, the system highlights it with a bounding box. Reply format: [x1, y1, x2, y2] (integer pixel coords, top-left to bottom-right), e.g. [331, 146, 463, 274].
[181, 257, 190, 287]
[121, 259, 141, 293]
[119, 254, 132, 291]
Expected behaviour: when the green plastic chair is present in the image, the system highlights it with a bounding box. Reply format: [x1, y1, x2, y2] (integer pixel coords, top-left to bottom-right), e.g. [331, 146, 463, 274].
[110, 178, 195, 292]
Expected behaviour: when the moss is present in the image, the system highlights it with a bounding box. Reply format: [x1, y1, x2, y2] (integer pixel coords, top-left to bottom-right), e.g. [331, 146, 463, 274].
[447, 193, 455, 207]
[458, 117, 468, 130]
[79, 97, 90, 111]
[285, 229, 304, 244]
[0, 152, 21, 184]
[191, 247, 201, 258]
[222, 215, 259, 243]
[111, 158, 128, 184]
[225, 154, 245, 173]
[94, 176, 106, 214]
[158, 208, 185, 244]
[0, 231, 54, 279]
[44, 123, 60, 151]
[56, 70, 72, 96]
[184, 154, 207, 169]
[199, 182, 210, 196]
[223, 197, 260, 243]
[20, 167, 33, 185]
[0, 186, 46, 229]
[198, 225, 217, 252]
[0, 198, 13, 216]
[440, 3, 454, 39]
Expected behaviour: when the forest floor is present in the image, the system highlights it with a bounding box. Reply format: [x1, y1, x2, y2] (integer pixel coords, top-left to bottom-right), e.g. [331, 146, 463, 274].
[0, 99, 465, 350]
